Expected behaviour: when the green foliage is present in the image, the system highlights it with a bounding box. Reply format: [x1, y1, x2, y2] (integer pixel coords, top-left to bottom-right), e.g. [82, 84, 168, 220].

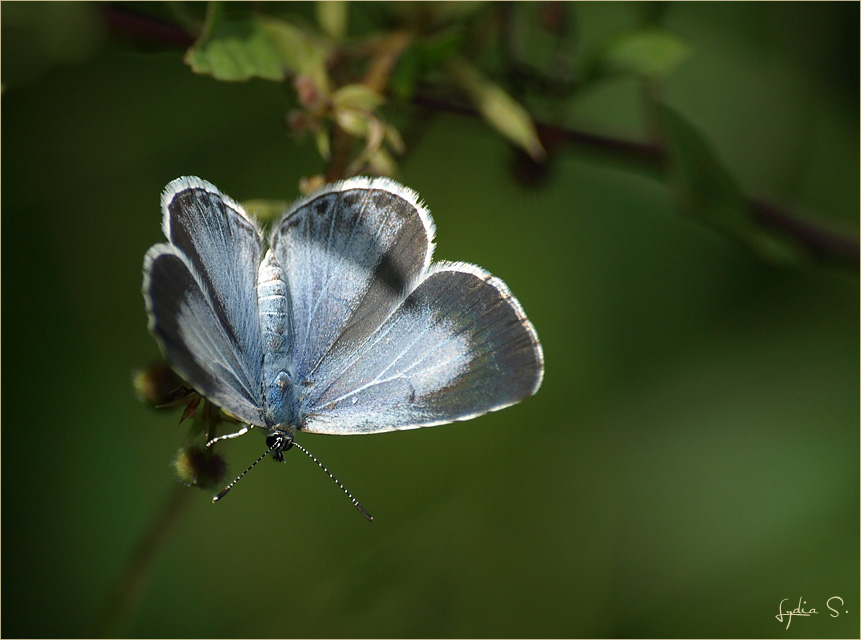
[659, 104, 806, 264]
[185, 2, 329, 87]
[315, 0, 348, 41]
[181, 3, 550, 174]
[447, 56, 545, 161]
[185, 3, 285, 81]
[390, 26, 463, 100]
[257, 14, 330, 93]
[582, 26, 690, 82]
[332, 84, 385, 113]
[171, 2, 854, 264]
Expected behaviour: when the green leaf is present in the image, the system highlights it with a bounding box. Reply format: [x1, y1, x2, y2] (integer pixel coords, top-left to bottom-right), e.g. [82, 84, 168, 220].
[390, 45, 421, 101]
[583, 27, 690, 82]
[185, 3, 330, 88]
[384, 123, 405, 154]
[316, 0, 348, 40]
[185, 3, 286, 81]
[347, 118, 388, 176]
[659, 104, 805, 264]
[258, 15, 330, 93]
[334, 108, 370, 138]
[331, 84, 385, 111]
[446, 57, 545, 161]
[315, 126, 331, 160]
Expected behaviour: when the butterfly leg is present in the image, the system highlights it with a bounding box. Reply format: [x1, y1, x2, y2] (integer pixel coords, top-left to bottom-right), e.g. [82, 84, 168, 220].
[206, 424, 252, 447]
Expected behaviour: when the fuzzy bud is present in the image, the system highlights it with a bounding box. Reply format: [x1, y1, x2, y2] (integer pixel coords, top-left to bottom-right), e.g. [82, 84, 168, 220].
[172, 445, 227, 489]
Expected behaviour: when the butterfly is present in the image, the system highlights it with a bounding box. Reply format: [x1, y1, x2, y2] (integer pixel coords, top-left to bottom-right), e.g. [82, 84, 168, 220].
[143, 176, 544, 519]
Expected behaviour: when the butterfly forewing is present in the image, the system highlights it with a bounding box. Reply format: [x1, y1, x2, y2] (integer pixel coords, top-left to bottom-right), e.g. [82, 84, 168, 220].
[270, 179, 434, 387]
[164, 178, 266, 374]
[143, 178, 267, 426]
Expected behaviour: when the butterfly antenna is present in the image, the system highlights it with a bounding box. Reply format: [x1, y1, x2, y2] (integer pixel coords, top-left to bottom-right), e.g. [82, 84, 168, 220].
[212, 444, 276, 503]
[292, 441, 374, 522]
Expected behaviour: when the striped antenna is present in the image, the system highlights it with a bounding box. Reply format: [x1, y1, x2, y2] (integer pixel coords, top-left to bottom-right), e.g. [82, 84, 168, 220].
[211, 436, 374, 522]
[211, 443, 276, 503]
[292, 441, 374, 523]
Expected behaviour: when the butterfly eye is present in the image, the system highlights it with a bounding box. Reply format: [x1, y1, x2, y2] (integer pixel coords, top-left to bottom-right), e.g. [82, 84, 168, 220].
[266, 431, 294, 452]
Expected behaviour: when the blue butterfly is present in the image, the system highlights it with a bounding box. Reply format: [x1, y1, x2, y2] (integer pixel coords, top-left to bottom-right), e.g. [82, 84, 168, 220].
[143, 176, 543, 519]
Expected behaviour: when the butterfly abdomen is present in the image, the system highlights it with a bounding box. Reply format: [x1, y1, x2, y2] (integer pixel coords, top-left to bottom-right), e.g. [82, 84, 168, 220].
[258, 249, 296, 426]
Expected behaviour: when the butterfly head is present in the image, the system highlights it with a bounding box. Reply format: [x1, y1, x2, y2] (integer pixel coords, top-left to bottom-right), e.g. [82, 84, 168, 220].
[213, 423, 373, 521]
[266, 427, 295, 463]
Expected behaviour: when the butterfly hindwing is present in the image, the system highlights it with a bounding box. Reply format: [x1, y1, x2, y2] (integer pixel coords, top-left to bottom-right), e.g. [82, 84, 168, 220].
[300, 262, 544, 435]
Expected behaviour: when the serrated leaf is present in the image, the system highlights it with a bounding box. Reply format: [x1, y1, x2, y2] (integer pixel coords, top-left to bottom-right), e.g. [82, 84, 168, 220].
[584, 27, 689, 82]
[185, 3, 285, 81]
[659, 104, 805, 264]
[185, 4, 331, 88]
[447, 57, 545, 161]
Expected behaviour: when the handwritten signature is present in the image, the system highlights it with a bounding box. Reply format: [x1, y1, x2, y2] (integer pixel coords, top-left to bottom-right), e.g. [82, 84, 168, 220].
[775, 596, 846, 629]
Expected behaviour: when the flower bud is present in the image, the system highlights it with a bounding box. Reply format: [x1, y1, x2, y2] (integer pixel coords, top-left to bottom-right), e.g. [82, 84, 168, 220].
[172, 445, 227, 489]
[132, 362, 184, 406]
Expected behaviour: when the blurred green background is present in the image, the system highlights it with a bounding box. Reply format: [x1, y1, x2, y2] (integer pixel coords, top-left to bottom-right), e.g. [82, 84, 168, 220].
[2, 2, 858, 638]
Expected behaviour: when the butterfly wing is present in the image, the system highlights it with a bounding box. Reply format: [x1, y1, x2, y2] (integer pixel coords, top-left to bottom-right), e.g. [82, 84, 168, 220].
[299, 262, 544, 434]
[143, 177, 266, 426]
[269, 177, 434, 386]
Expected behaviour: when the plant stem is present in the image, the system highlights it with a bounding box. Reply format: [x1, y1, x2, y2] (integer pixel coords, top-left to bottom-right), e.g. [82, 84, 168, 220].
[324, 123, 354, 183]
[96, 484, 193, 637]
[325, 29, 414, 182]
[750, 198, 859, 267]
[412, 94, 859, 269]
[362, 29, 413, 94]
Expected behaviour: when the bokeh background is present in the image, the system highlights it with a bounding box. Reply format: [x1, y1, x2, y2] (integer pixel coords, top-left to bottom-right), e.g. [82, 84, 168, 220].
[2, 2, 858, 638]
